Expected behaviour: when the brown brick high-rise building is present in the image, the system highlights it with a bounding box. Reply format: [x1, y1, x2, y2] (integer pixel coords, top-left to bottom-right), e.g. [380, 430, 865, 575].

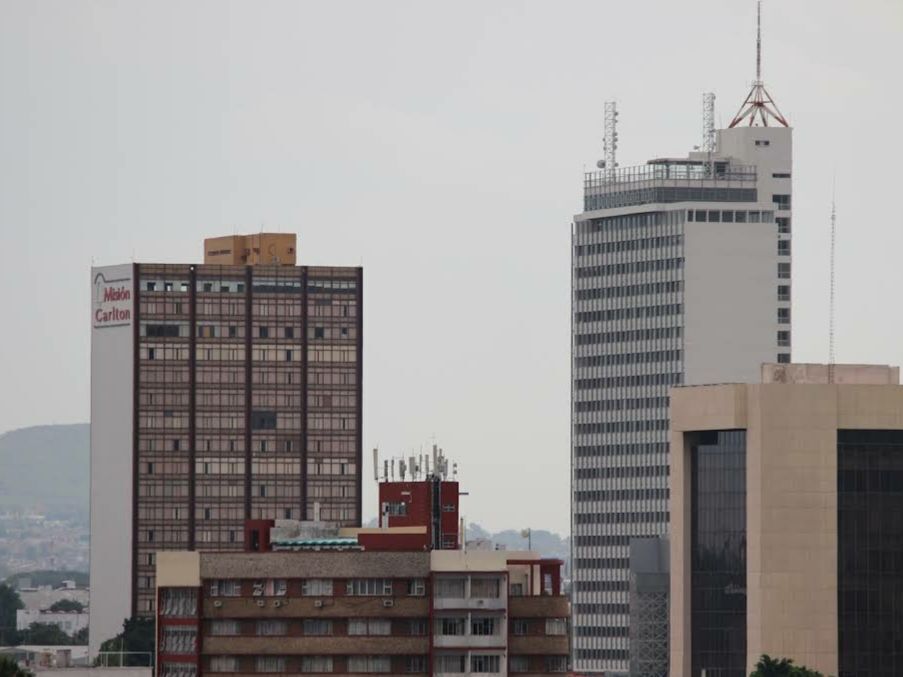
[89, 234, 362, 653]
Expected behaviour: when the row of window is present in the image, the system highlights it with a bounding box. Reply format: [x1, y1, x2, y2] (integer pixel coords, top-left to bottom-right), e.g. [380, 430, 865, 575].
[573, 580, 629, 593]
[575, 303, 682, 325]
[574, 350, 681, 369]
[686, 209, 774, 223]
[574, 648, 629, 661]
[574, 373, 682, 391]
[142, 346, 357, 363]
[209, 617, 407, 637]
[574, 326, 681, 347]
[143, 279, 357, 294]
[574, 558, 631, 571]
[573, 603, 630, 615]
[574, 442, 668, 458]
[207, 578, 424, 598]
[574, 280, 682, 302]
[574, 465, 668, 480]
[574, 419, 669, 435]
[576, 624, 630, 637]
[574, 487, 669, 503]
[583, 186, 757, 211]
[582, 210, 676, 233]
[207, 655, 412, 674]
[572, 535, 633, 547]
[573, 234, 682, 258]
[573, 256, 684, 277]
[574, 511, 669, 525]
[574, 396, 669, 413]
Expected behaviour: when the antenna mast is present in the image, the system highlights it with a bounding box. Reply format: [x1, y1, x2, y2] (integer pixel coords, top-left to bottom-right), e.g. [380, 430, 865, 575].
[829, 181, 837, 381]
[702, 93, 716, 154]
[603, 101, 618, 178]
[729, 0, 788, 128]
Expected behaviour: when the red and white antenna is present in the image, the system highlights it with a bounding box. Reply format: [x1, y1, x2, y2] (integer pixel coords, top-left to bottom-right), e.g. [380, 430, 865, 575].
[729, 0, 788, 128]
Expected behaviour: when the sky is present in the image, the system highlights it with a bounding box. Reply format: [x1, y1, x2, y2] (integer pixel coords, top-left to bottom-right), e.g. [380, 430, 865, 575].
[1, 0, 902, 533]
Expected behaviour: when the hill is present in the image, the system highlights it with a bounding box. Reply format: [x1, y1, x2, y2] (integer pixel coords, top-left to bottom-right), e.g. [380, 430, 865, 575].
[0, 424, 89, 521]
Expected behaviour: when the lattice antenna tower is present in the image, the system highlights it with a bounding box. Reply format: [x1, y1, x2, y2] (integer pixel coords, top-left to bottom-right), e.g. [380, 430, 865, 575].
[829, 180, 837, 381]
[702, 93, 716, 153]
[603, 101, 619, 177]
[729, 0, 788, 127]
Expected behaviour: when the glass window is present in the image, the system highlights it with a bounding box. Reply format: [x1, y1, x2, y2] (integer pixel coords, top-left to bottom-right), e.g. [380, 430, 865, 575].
[160, 588, 197, 617]
[255, 656, 285, 673]
[471, 617, 497, 636]
[545, 656, 568, 673]
[346, 579, 392, 596]
[434, 577, 465, 598]
[695, 210, 707, 222]
[436, 617, 466, 636]
[708, 210, 720, 222]
[347, 656, 390, 673]
[512, 619, 529, 635]
[210, 620, 240, 636]
[778, 262, 791, 279]
[545, 618, 567, 635]
[721, 210, 734, 223]
[470, 577, 500, 599]
[405, 656, 426, 673]
[300, 657, 332, 673]
[209, 580, 241, 597]
[435, 655, 465, 673]
[303, 619, 332, 636]
[301, 579, 333, 596]
[735, 211, 747, 223]
[509, 656, 529, 673]
[209, 657, 238, 673]
[256, 620, 286, 636]
[470, 655, 501, 673]
[777, 217, 791, 233]
[407, 579, 426, 596]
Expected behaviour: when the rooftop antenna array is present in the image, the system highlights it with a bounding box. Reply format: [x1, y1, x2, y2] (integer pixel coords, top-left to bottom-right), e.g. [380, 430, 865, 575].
[702, 93, 716, 153]
[372, 444, 457, 483]
[829, 181, 837, 383]
[729, 0, 788, 128]
[597, 101, 619, 177]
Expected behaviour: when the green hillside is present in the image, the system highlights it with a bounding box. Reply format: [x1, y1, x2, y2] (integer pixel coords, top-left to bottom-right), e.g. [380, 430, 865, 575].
[0, 424, 89, 521]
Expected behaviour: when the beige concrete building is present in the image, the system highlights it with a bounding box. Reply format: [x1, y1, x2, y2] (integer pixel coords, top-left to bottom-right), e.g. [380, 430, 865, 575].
[204, 233, 297, 266]
[669, 364, 903, 677]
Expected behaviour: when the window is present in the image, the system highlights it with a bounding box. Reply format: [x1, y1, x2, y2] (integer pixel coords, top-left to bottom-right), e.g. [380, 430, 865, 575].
[301, 579, 333, 596]
[777, 285, 790, 301]
[777, 217, 791, 233]
[512, 619, 529, 635]
[160, 589, 197, 618]
[172, 439, 180, 451]
[694, 210, 707, 222]
[284, 327, 294, 339]
[408, 619, 428, 636]
[734, 210, 747, 223]
[755, 139, 770, 146]
[255, 657, 285, 673]
[471, 617, 497, 636]
[302, 619, 332, 636]
[470, 577, 500, 599]
[407, 579, 425, 596]
[749, 210, 761, 223]
[773, 193, 791, 210]
[258, 326, 269, 338]
[545, 656, 568, 673]
[314, 327, 325, 339]
[778, 308, 791, 324]
[300, 657, 332, 673]
[509, 583, 524, 597]
[434, 577, 465, 598]
[161, 626, 197, 654]
[509, 656, 529, 673]
[228, 326, 238, 338]
[437, 617, 466, 636]
[708, 210, 720, 222]
[722, 210, 734, 223]
[252, 580, 287, 597]
[778, 239, 791, 256]
[147, 348, 155, 361]
[256, 620, 286, 636]
[209, 656, 238, 673]
[146, 281, 156, 291]
[210, 620, 240, 636]
[545, 618, 567, 635]
[777, 353, 791, 364]
[347, 656, 390, 673]
[405, 656, 426, 673]
[434, 655, 466, 673]
[687, 209, 694, 222]
[777, 330, 791, 347]
[251, 411, 277, 430]
[209, 580, 241, 597]
[203, 282, 213, 292]
[778, 262, 791, 279]
[349, 618, 391, 636]
[346, 579, 392, 596]
[773, 172, 791, 178]
[470, 655, 501, 673]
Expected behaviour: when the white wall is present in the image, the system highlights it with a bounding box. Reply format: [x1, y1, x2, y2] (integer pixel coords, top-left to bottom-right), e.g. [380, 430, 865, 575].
[89, 264, 135, 656]
[683, 219, 777, 385]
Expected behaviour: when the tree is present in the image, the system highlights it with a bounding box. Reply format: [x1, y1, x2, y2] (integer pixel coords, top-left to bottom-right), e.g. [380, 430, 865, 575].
[0, 584, 23, 646]
[18, 622, 73, 646]
[750, 654, 828, 677]
[0, 656, 32, 677]
[72, 627, 88, 645]
[47, 600, 84, 614]
[96, 618, 155, 667]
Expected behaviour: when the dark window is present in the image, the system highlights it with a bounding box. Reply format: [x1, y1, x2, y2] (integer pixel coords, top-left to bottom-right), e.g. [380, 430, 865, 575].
[708, 210, 720, 222]
[687, 210, 695, 222]
[172, 439, 180, 451]
[695, 210, 707, 222]
[251, 411, 277, 430]
[773, 194, 791, 210]
[838, 430, 903, 677]
[147, 348, 155, 361]
[284, 327, 294, 339]
[203, 282, 213, 292]
[735, 211, 747, 223]
[722, 210, 734, 223]
[690, 430, 747, 677]
[146, 282, 156, 291]
[777, 353, 791, 363]
[777, 330, 791, 347]
[259, 326, 269, 339]
[778, 308, 791, 324]
[778, 285, 790, 301]
[778, 239, 791, 256]
[778, 262, 791, 279]
[228, 326, 237, 338]
[773, 172, 791, 178]
[777, 217, 791, 234]
[285, 350, 292, 362]
[164, 282, 173, 292]
[755, 139, 770, 146]
[314, 327, 325, 339]
[147, 324, 179, 338]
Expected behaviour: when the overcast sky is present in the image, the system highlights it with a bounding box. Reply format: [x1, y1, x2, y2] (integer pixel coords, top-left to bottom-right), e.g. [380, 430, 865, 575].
[1, 1, 901, 533]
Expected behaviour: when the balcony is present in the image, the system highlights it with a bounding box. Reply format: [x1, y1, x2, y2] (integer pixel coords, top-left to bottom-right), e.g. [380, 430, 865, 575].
[508, 635, 569, 655]
[202, 595, 428, 618]
[508, 595, 569, 619]
[202, 636, 428, 655]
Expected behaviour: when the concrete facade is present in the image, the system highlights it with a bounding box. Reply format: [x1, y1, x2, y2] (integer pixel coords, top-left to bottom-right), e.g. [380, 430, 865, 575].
[669, 364, 903, 677]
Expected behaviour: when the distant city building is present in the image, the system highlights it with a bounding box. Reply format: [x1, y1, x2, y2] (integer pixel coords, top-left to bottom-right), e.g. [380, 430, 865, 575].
[670, 363, 903, 677]
[89, 233, 362, 655]
[16, 609, 89, 636]
[155, 470, 570, 676]
[570, 21, 793, 673]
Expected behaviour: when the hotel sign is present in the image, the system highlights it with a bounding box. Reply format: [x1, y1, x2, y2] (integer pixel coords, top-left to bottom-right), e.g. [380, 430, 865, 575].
[93, 270, 133, 328]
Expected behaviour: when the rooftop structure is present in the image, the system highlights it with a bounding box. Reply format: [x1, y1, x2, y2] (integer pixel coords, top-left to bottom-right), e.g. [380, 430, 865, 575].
[203, 233, 297, 266]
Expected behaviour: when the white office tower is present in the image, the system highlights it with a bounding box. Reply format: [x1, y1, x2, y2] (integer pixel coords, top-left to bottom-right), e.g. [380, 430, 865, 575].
[570, 9, 792, 672]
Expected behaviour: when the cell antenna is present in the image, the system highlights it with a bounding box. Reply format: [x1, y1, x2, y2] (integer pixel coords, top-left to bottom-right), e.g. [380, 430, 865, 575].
[702, 93, 716, 153]
[729, 0, 788, 127]
[602, 101, 618, 177]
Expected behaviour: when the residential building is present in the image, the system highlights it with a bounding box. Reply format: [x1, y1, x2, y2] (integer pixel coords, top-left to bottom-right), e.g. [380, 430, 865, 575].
[154, 472, 569, 676]
[669, 363, 903, 677]
[570, 51, 793, 676]
[89, 233, 362, 655]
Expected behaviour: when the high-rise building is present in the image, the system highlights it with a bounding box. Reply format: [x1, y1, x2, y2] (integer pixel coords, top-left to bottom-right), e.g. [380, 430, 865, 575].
[670, 363, 903, 677]
[570, 15, 793, 669]
[89, 233, 363, 655]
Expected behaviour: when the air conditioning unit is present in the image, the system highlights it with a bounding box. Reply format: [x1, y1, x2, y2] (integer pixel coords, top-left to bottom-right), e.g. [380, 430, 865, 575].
[212, 600, 223, 608]
[313, 600, 324, 608]
[273, 600, 282, 608]
[256, 599, 266, 607]
[382, 599, 395, 608]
